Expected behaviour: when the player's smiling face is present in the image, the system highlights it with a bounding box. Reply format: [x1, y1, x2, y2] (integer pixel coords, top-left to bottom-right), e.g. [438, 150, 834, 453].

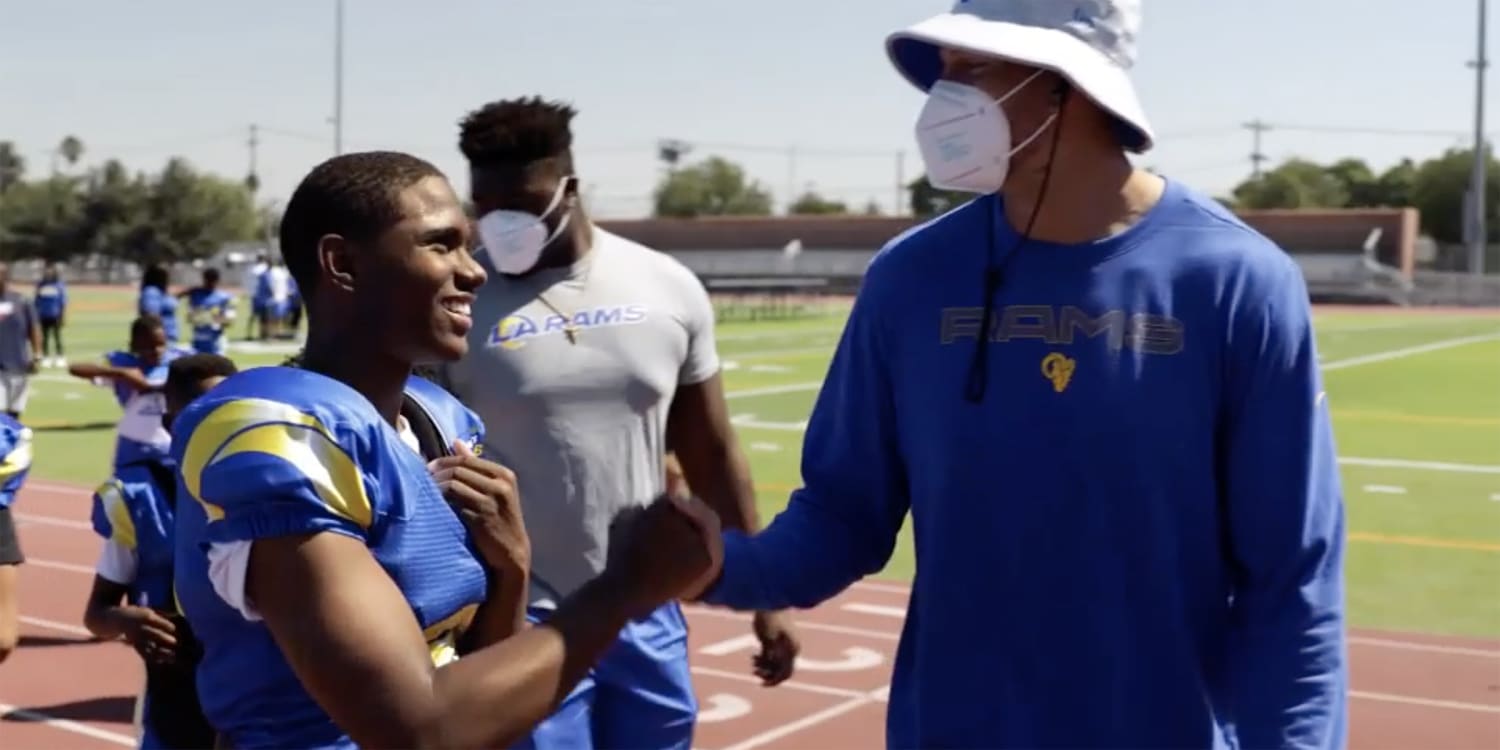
[360, 175, 486, 364]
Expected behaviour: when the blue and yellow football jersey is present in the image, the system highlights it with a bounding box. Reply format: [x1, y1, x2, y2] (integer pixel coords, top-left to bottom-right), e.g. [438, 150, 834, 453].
[171, 367, 489, 750]
[0, 415, 32, 510]
[185, 288, 236, 355]
[90, 460, 177, 608]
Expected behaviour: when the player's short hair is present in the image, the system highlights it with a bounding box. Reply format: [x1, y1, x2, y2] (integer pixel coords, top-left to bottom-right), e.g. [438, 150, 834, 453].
[278, 151, 446, 303]
[458, 96, 577, 170]
[129, 315, 164, 342]
[141, 265, 169, 291]
[203, 268, 220, 285]
[165, 354, 238, 400]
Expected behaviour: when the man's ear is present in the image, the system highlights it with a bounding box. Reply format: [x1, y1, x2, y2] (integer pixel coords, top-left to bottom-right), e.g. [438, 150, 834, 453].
[318, 234, 356, 293]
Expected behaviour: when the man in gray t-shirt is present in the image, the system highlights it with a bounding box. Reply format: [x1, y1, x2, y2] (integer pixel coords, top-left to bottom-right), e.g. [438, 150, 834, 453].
[0, 264, 41, 419]
[438, 97, 800, 750]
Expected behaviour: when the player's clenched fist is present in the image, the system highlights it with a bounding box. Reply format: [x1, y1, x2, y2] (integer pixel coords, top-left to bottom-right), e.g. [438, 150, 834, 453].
[605, 491, 723, 617]
[429, 439, 531, 575]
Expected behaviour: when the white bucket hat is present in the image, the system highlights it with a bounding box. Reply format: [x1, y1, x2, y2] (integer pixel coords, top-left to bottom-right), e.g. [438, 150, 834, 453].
[886, 0, 1155, 153]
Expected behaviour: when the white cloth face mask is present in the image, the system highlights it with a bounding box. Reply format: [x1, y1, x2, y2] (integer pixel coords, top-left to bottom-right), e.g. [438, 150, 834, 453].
[914, 69, 1056, 194]
[476, 177, 574, 275]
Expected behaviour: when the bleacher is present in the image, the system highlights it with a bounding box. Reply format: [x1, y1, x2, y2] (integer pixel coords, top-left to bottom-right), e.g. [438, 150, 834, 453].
[668, 245, 866, 321]
[1293, 253, 1413, 304]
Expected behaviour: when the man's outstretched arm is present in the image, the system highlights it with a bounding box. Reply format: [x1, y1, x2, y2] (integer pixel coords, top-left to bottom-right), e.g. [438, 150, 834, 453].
[698, 267, 910, 612]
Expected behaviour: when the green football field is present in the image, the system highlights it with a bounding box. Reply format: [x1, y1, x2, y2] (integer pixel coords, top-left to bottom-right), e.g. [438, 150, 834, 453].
[19, 287, 1500, 638]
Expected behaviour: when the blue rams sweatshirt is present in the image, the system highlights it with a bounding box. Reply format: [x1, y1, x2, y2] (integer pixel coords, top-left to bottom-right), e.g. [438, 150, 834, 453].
[702, 179, 1348, 749]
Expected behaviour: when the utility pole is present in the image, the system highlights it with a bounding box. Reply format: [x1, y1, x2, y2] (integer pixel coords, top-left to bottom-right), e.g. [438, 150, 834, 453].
[333, 0, 345, 155]
[246, 124, 261, 194]
[1467, 0, 1489, 275]
[1244, 120, 1272, 179]
[895, 149, 906, 217]
[786, 146, 798, 215]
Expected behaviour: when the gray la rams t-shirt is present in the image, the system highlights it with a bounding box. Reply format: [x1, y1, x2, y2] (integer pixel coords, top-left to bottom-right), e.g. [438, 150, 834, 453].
[437, 227, 720, 606]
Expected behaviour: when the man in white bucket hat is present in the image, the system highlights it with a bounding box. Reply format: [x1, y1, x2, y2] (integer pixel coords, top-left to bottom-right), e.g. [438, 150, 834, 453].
[691, 1, 1348, 748]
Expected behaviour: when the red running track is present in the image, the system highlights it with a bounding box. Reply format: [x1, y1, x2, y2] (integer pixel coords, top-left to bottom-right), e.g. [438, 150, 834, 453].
[3, 481, 1498, 749]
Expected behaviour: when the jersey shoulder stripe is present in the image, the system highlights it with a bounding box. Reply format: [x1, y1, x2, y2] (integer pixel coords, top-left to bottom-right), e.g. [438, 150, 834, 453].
[91, 478, 137, 549]
[174, 368, 382, 533]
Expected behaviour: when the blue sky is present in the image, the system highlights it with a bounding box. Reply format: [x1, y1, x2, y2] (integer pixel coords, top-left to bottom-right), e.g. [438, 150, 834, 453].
[0, 0, 1489, 217]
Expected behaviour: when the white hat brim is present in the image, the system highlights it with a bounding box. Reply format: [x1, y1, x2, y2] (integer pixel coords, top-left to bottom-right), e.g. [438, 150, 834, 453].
[886, 12, 1155, 153]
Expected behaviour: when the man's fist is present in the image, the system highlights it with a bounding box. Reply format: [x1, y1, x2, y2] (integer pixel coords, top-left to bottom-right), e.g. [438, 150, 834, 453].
[606, 492, 723, 617]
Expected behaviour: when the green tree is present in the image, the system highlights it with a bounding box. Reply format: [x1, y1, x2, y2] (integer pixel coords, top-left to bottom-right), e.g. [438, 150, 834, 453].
[651, 156, 773, 218]
[907, 176, 970, 217]
[80, 159, 150, 258]
[120, 158, 261, 265]
[1231, 158, 1349, 209]
[1324, 158, 1382, 207]
[1409, 147, 1500, 245]
[57, 135, 84, 171]
[0, 142, 24, 194]
[1374, 159, 1418, 208]
[789, 190, 848, 215]
[0, 175, 87, 262]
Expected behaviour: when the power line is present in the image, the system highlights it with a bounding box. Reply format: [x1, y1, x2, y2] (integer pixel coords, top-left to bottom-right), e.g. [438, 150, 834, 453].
[1266, 123, 1471, 138]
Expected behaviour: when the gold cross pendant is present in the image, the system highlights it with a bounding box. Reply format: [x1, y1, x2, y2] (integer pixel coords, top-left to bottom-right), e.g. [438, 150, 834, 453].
[563, 324, 579, 344]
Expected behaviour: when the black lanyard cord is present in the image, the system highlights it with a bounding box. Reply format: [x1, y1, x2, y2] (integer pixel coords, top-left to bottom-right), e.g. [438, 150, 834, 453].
[963, 86, 1071, 404]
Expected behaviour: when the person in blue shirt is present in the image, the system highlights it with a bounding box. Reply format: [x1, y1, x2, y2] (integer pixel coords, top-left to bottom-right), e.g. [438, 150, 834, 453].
[693, 2, 1347, 749]
[243, 254, 269, 341]
[284, 274, 303, 336]
[84, 353, 237, 749]
[138, 266, 180, 343]
[0, 414, 34, 664]
[67, 316, 192, 470]
[34, 263, 67, 368]
[170, 150, 721, 749]
[253, 260, 293, 340]
[180, 268, 237, 355]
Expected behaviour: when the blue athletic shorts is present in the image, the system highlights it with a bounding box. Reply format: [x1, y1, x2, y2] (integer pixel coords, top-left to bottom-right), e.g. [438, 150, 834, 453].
[510, 601, 696, 750]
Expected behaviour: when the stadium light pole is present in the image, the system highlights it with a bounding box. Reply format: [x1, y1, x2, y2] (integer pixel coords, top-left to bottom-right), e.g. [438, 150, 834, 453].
[333, 0, 345, 156]
[1468, 0, 1488, 275]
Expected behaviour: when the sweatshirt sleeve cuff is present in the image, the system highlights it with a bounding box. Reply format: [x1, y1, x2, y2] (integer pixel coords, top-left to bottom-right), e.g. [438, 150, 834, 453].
[699, 530, 763, 610]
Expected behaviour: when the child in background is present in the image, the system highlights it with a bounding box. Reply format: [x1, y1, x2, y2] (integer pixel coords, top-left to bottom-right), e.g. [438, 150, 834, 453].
[284, 273, 303, 338]
[34, 264, 67, 368]
[84, 353, 237, 749]
[0, 414, 34, 664]
[181, 268, 236, 355]
[254, 260, 291, 340]
[243, 254, 269, 341]
[67, 316, 191, 470]
[137, 266, 180, 344]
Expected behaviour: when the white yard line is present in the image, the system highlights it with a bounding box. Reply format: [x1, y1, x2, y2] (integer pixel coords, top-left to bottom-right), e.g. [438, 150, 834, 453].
[1320, 332, 1500, 372]
[1349, 691, 1500, 714]
[717, 695, 875, 750]
[715, 327, 842, 343]
[1339, 457, 1500, 475]
[725, 382, 821, 400]
[0, 703, 135, 746]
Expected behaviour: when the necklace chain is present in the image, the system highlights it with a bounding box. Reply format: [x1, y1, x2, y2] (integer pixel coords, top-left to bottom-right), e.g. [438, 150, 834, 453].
[530, 261, 592, 345]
